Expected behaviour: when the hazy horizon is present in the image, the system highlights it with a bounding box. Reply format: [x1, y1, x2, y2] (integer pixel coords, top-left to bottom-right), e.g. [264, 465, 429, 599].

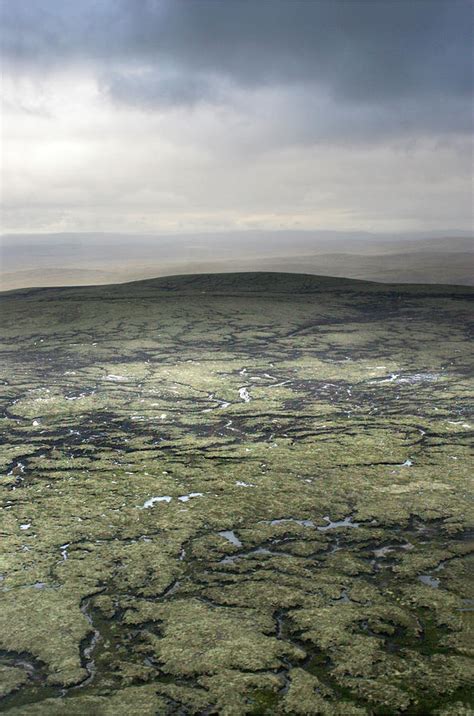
[1, 229, 473, 290]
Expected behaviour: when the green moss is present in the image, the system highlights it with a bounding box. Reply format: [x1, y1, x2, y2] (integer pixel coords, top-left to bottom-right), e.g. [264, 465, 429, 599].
[0, 272, 472, 713]
[0, 667, 29, 699]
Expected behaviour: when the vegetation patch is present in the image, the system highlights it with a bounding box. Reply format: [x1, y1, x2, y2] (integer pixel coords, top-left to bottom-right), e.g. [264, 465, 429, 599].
[0, 273, 473, 714]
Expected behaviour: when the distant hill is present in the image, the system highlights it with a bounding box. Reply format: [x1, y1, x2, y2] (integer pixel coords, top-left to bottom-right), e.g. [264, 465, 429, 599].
[1, 231, 472, 290]
[3, 271, 472, 303]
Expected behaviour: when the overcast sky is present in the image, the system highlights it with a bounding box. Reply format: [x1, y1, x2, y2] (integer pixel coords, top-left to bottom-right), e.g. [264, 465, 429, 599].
[1, 0, 472, 236]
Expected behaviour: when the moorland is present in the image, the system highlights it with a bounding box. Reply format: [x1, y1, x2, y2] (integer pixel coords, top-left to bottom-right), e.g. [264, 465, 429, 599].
[0, 272, 472, 715]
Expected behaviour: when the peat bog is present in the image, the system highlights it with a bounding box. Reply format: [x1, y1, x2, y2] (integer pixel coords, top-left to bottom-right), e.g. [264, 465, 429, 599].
[0, 272, 473, 715]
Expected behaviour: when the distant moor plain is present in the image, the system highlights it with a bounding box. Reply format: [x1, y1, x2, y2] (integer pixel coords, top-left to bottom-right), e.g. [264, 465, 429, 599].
[0, 273, 473, 715]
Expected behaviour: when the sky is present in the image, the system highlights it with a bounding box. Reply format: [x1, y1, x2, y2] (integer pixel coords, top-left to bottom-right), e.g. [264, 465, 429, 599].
[1, 0, 472, 236]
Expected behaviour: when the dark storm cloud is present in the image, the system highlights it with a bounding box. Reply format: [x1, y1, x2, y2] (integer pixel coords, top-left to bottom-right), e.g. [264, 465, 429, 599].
[119, 0, 472, 104]
[1, 1, 471, 107]
[2, 0, 471, 234]
[103, 68, 222, 109]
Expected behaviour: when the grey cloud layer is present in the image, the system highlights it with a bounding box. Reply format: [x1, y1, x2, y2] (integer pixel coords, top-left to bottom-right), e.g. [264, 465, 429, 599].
[1, 0, 471, 131]
[1, 0, 471, 234]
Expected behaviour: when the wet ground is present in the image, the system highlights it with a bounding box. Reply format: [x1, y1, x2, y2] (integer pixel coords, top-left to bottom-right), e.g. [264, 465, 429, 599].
[0, 272, 473, 715]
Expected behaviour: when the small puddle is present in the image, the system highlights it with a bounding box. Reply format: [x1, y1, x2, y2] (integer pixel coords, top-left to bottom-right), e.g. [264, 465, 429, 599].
[8, 462, 26, 476]
[219, 546, 273, 565]
[317, 515, 359, 531]
[373, 545, 395, 558]
[141, 496, 172, 508]
[60, 543, 70, 561]
[178, 493, 203, 502]
[202, 395, 231, 413]
[238, 387, 251, 403]
[398, 373, 439, 384]
[373, 542, 413, 559]
[270, 518, 315, 528]
[218, 530, 242, 547]
[333, 589, 351, 604]
[418, 574, 440, 588]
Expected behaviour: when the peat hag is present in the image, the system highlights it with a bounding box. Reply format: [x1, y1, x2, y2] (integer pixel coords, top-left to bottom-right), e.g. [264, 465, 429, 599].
[0, 273, 473, 715]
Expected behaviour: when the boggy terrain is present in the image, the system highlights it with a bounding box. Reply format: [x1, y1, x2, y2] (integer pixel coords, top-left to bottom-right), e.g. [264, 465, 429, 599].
[0, 272, 472, 716]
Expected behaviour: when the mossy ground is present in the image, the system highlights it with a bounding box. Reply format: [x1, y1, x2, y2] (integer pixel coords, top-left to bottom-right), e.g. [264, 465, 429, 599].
[0, 273, 473, 715]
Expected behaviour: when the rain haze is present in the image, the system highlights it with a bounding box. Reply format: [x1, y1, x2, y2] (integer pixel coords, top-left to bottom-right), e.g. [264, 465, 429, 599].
[0, 0, 473, 287]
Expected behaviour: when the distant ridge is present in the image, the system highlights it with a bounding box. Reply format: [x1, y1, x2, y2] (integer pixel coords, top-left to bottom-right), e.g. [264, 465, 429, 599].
[2, 271, 473, 300]
[1, 232, 472, 291]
